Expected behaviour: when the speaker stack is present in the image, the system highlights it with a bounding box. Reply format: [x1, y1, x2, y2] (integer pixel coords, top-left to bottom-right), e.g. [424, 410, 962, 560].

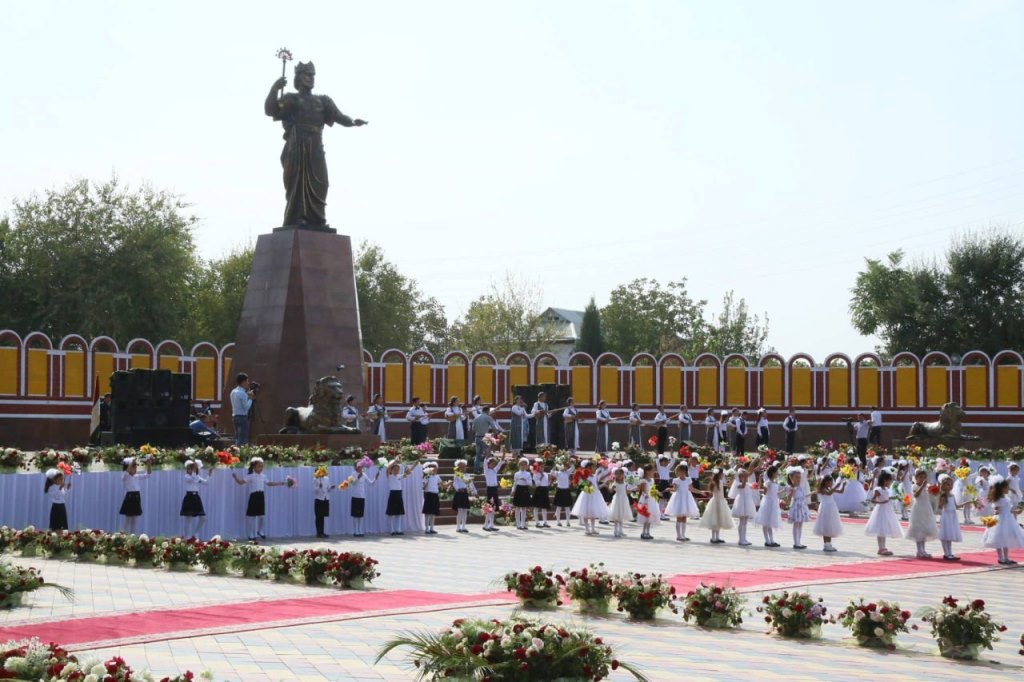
[109, 368, 193, 447]
[510, 383, 572, 452]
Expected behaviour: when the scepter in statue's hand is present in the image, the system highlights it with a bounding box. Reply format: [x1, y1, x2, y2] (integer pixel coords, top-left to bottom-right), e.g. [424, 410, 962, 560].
[275, 47, 293, 98]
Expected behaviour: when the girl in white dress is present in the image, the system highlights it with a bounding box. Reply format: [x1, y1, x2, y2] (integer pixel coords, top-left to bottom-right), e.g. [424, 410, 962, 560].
[975, 467, 993, 516]
[1008, 463, 1022, 507]
[665, 464, 700, 542]
[729, 467, 758, 547]
[936, 474, 963, 561]
[865, 470, 902, 556]
[814, 470, 845, 552]
[982, 476, 1024, 565]
[606, 467, 632, 538]
[754, 463, 782, 548]
[699, 469, 733, 543]
[637, 465, 660, 540]
[904, 468, 938, 558]
[571, 461, 609, 535]
[785, 467, 810, 550]
[835, 462, 868, 516]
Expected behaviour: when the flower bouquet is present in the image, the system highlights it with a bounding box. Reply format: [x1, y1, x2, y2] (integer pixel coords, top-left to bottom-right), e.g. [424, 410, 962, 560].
[927, 483, 941, 495]
[953, 466, 971, 480]
[612, 572, 677, 620]
[0, 447, 25, 471]
[838, 598, 913, 649]
[126, 533, 160, 567]
[325, 551, 380, 589]
[758, 591, 830, 638]
[229, 542, 266, 579]
[681, 582, 744, 629]
[918, 596, 1007, 660]
[69, 529, 102, 562]
[196, 536, 233, 574]
[0, 562, 72, 609]
[0, 639, 201, 681]
[979, 516, 997, 528]
[37, 530, 74, 559]
[216, 449, 240, 467]
[468, 495, 485, 517]
[31, 449, 68, 472]
[375, 617, 649, 681]
[564, 563, 615, 615]
[159, 536, 200, 571]
[337, 475, 355, 491]
[295, 548, 336, 585]
[262, 547, 298, 581]
[13, 526, 41, 557]
[285, 475, 297, 488]
[96, 531, 133, 564]
[503, 566, 562, 608]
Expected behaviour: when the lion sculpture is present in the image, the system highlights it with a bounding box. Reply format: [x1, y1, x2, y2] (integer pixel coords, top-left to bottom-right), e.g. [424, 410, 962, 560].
[280, 376, 359, 434]
[906, 402, 978, 441]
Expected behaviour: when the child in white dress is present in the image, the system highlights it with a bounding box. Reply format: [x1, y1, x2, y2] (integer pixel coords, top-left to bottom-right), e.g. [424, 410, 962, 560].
[904, 468, 938, 558]
[637, 465, 660, 540]
[812, 470, 844, 552]
[699, 469, 733, 544]
[754, 463, 782, 548]
[982, 476, 1024, 565]
[936, 474, 963, 561]
[785, 466, 810, 550]
[729, 467, 758, 547]
[1007, 463, 1022, 507]
[865, 470, 902, 556]
[975, 467, 993, 516]
[571, 461, 609, 536]
[606, 468, 632, 538]
[665, 464, 700, 542]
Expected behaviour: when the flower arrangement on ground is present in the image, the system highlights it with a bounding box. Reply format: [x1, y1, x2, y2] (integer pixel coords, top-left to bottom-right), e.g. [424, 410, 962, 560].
[69, 529, 102, 561]
[325, 551, 380, 588]
[196, 536, 232, 574]
[159, 536, 200, 570]
[126, 533, 160, 566]
[295, 548, 336, 585]
[838, 598, 914, 649]
[0, 638, 207, 682]
[263, 547, 299, 581]
[917, 596, 1007, 660]
[681, 582, 744, 628]
[229, 542, 266, 578]
[612, 572, 678, 620]
[0, 562, 72, 609]
[0, 448, 24, 471]
[503, 566, 562, 608]
[757, 591, 831, 638]
[564, 563, 615, 614]
[375, 617, 649, 681]
[96, 531, 133, 564]
[37, 530, 74, 558]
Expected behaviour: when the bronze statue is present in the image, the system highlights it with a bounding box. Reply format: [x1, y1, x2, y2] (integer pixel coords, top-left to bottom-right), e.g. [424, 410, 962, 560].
[265, 61, 367, 230]
[280, 376, 359, 434]
[906, 402, 979, 441]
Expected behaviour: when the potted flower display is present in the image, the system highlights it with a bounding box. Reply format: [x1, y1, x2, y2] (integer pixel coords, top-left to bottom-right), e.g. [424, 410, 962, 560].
[126, 533, 160, 567]
[612, 573, 678, 621]
[262, 547, 298, 581]
[838, 598, 914, 649]
[564, 563, 615, 615]
[681, 583, 745, 629]
[0, 562, 72, 609]
[376, 617, 649, 681]
[196, 536, 233, 575]
[0, 447, 24, 472]
[503, 566, 562, 608]
[12, 526, 41, 557]
[325, 551, 379, 589]
[97, 531, 133, 565]
[38, 530, 74, 559]
[229, 542, 266, 579]
[918, 596, 1007, 660]
[69, 529, 102, 562]
[758, 591, 831, 638]
[159, 536, 200, 571]
[295, 548, 336, 585]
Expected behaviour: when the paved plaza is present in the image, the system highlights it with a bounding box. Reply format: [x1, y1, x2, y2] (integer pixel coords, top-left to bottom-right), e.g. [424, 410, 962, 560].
[2, 516, 1023, 681]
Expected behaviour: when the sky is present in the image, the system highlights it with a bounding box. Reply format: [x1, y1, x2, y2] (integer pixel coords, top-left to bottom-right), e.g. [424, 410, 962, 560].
[2, 0, 1023, 360]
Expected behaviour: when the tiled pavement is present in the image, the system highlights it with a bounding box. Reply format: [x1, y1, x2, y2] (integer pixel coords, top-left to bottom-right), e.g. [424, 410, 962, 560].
[4, 516, 1024, 680]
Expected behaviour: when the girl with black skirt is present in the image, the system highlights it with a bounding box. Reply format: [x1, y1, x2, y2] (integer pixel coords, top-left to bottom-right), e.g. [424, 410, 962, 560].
[421, 462, 441, 534]
[232, 457, 288, 541]
[44, 469, 71, 531]
[553, 459, 576, 526]
[119, 457, 152, 534]
[181, 460, 212, 539]
[531, 464, 551, 528]
[385, 461, 416, 536]
[451, 459, 476, 533]
[511, 458, 534, 530]
[313, 467, 333, 538]
[653, 406, 669, 454]
[349, 461, 380, 537]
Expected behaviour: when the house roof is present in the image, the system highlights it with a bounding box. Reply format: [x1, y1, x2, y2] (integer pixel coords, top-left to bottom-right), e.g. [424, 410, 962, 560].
[542, 307, 585, 342]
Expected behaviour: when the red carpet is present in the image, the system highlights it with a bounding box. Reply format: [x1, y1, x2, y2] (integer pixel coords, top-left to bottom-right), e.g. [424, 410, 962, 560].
[667, 548, 1022, 594]
[0, 589, 515, 650]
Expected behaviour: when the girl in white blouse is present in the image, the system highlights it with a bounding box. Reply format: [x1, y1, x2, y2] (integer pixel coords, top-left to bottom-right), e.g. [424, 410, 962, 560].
[181, 460, 213, 539]
[44, 469, 71, 531]
[119, 456, 152, 534]
[232, 457, 288, 541]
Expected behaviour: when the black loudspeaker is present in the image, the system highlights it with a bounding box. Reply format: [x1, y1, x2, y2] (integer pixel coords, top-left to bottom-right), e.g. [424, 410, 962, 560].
[110, 371, 134, 432]
[150, 369, 172, 399]
[108, 368, 186, 444]
[171, 373, 192, 402]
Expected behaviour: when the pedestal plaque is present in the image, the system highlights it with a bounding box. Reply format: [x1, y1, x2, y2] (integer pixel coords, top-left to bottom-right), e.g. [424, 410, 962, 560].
[227, 229, 365, 439]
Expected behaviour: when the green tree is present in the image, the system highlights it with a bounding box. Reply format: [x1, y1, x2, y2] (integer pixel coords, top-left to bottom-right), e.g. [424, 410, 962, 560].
[851, 232, 1024, 356]
[450, 274, 556, 357]
[184, 245, 255, 348]
[0, 178, 198, 343]
[704, 291, 770, 358]
[355, 241, 449, 356]
[575, 297, 606, 356]
[600, 278, 708, 359]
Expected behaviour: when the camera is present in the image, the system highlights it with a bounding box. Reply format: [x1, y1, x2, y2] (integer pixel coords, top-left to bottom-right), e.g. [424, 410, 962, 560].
[250, 381, 261, 392]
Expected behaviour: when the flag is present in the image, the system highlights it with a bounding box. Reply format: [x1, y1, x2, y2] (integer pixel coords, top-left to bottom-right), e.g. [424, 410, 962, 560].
[89, 374, 102, 438]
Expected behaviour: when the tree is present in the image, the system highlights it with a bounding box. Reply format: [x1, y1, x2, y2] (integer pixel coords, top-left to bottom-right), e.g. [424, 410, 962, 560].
[354, 242, 449, 356]
[600, 278, 708, 359]
[0, 178, 199, 344]
[575, 297, 606, 357]
[183, 245, 255, 348]
[450, 274, 556, 357]
[704, 291, 770, 358]
[850, 231, 1024, 356]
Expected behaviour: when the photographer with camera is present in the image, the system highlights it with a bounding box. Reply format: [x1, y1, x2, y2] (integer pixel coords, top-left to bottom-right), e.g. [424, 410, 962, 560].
[231, 373, 259, 445]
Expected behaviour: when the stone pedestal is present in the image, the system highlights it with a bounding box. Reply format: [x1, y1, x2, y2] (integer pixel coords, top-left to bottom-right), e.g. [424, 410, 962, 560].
[227, 229, 365, 439]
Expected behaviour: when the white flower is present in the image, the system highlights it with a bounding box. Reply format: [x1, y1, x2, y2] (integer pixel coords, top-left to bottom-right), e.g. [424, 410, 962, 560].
[84, 676, 100, 682]
[853, 610, 865, 621]
[781, 608, 792, 618]
[531, 637, 545, 651]
[210, 535, 221, 543]
[873, 627, 884, 638]
[91, 664, 107, 675]
[138, 534, 149, 542]
[450, 630, 464, 641]
[4, 657, 27, 672]
[869, 611, 882, 622]
[185, 448, 196, 457]
[611, 442, 621, 451]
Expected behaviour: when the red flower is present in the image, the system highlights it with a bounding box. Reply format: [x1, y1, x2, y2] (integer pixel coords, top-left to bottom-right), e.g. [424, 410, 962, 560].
[971, 599, 985, 610]
[647, 436, 658, 447]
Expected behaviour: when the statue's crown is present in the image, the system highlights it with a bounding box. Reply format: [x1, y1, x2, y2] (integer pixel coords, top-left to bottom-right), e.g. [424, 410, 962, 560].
[295, 61, 316, 76]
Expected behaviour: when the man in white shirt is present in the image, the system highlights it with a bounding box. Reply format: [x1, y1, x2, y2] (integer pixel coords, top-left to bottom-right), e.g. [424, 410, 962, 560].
[230, 373, 255, 445]
[782, 409, 798, 454]
[869, 407, 882, 446]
